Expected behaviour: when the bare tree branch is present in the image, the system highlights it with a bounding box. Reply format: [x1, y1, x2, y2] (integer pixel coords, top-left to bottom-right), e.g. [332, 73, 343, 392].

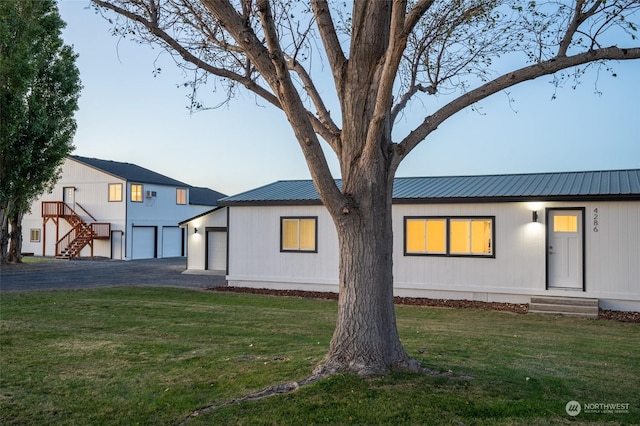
[394, 46, 640, 170]
[288, 59, 341, 153]
[254, 0, 345, 212]
[558, 0, 603, 56]
[94, 0, 282, 108]
[310, 0, 347, 100]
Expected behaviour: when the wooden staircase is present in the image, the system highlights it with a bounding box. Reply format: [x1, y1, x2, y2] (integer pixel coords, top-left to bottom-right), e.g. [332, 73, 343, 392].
[42, 202, 110, 259]
[529, 296, 599, 318]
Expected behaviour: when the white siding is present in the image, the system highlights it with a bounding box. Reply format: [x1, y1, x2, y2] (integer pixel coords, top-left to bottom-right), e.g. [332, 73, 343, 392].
[584, 201, 640, 309]
[223, 200, 640, 311]
[226, 205, 339, 292]
[126, 184, 209, 259]
[21, 157, 219, 260]
[393, 202, 546, 300]
[21, 158, 126, 258]
[184, 208, 227, 271]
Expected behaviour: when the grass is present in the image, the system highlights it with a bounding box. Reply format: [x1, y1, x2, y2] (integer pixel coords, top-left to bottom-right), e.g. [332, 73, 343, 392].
[16, 256, 54, 263]
[1, 288, 638, 425]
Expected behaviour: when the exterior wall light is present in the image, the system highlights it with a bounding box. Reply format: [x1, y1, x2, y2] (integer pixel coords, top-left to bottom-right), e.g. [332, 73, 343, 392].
[532, 211, 538, 223]
[194, 227, 198, 234]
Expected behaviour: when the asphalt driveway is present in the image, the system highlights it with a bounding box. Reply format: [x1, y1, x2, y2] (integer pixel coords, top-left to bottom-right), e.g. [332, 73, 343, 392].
[0, 257, 226, 291]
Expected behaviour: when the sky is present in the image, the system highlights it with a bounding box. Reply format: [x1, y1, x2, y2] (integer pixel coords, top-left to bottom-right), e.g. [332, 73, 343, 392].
[57, 1, 640, 196]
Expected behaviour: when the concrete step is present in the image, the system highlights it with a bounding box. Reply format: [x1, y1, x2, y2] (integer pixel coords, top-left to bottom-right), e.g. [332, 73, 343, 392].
[529, 296, 599, 318]
[530, 296, 598, 307]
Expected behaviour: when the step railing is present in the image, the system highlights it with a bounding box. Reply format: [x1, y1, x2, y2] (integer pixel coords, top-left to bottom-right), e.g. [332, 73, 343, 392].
[43, 201, 111, 258]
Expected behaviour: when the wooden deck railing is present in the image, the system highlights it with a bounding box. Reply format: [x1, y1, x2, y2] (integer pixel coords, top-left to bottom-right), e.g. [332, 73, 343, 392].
[90, 222, 111, 238]
[42, 201, 75, 218]
[42, 201, 111, 258]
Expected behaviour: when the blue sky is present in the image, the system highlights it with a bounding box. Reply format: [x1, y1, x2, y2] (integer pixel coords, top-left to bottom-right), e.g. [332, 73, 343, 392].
[58, 1, 640, 196]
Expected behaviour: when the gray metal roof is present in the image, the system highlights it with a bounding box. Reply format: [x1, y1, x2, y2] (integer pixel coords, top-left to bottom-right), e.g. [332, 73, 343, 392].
[189, 187, 227, 206]
[71, 155, 190, 187]
[220, 169, 640, 205]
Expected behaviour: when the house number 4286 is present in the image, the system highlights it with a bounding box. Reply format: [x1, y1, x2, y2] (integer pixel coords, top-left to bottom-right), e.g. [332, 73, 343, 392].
[593, 208, 599, 232]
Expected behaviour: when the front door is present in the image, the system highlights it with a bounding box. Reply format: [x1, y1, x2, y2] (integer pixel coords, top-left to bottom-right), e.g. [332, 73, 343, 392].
[547, 209, 584, 290]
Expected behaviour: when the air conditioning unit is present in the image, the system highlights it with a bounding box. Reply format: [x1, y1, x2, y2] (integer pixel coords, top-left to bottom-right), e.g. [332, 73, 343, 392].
[145, 191, 157, 198]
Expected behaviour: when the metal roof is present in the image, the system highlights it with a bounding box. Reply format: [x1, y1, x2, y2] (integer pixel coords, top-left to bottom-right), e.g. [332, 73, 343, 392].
[70, 155, 226, 206]
[71, 155, 190, 187]
[220, 169, 640, 206]
[189, 187, 227, 206]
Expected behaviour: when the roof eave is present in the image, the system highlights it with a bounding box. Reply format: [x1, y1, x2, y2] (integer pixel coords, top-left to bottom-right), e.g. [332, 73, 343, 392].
[220, 193, 640, 207]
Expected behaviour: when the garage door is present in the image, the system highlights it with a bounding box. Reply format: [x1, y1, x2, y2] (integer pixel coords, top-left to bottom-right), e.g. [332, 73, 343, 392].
[132, 226, 156, 259]
[162, 227, 183, 258]
[207, 231, 227, 271]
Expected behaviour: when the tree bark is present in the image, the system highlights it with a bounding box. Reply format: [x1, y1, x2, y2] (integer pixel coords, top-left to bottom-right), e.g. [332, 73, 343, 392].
[7, 210, 23, 263]
[317, 168, 419, 375]
[1, 200, 13, 263]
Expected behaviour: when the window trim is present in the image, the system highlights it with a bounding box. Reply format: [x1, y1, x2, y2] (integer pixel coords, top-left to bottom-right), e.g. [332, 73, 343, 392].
[30, 228, 41, 242]
[280, 216, 318, 253]
[176, 188, 187, 205]
[130, 183, 143, 203]
[404, 216, 495, 258]
[108, 183, 123, 202]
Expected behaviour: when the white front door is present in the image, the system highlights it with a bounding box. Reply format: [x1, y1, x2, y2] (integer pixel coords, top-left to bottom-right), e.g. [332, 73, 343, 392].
[548, 209, 584, 289]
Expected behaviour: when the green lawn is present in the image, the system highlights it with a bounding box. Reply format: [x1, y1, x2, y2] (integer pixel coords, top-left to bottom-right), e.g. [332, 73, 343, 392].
[1, 288, 638, 425]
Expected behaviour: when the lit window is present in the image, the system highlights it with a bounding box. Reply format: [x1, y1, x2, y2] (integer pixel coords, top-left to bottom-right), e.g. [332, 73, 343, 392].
[30, 229, 41, 242]
[108, 183, 123, 202]
[281, 217, 317, 252]
[405, 218, 446, 254]
[176, 188, 187, 205]
[450, 219, 492, 255]
[131, 184, 143, 202]
[404, 217, 493, 257]
[553, 215, 578, 233]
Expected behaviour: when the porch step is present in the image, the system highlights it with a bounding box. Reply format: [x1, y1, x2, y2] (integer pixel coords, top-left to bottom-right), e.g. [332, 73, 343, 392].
[529, 296, 599, 318]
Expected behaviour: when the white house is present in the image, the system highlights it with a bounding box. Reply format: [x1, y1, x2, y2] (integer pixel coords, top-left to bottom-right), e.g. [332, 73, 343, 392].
[181, 169, 640, 312]
[21, 155, 226, 260]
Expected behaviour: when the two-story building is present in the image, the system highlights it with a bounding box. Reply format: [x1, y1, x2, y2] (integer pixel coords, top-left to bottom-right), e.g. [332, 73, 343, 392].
[21, 155, 226, 260]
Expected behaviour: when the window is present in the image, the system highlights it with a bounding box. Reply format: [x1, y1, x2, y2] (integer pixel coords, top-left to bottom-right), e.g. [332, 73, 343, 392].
[450, 219, 492, 255]
[404, 216, 494, 257]
[405, 218, 446, 254]
[108, 183, 123, 202]
[176, 188, 187, 205]
[281, 217, 317, 252]
[553, 215, 578, 233]
[131, 184, 143, 202]
[30, 229, 41, 242]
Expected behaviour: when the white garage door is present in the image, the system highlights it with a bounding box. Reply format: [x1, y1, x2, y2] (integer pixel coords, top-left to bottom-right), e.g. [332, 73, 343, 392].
[207, 231, 227, 271]
[132, 226, 156, 259]
[162, 227, 183, 258]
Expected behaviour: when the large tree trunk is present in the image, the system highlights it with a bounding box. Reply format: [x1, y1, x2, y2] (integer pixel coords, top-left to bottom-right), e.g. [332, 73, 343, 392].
[0, 200, 13, 263]
[316, 164, 418, 376]
[311, 2, 419, 376]
[7, 210, 24, 263]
